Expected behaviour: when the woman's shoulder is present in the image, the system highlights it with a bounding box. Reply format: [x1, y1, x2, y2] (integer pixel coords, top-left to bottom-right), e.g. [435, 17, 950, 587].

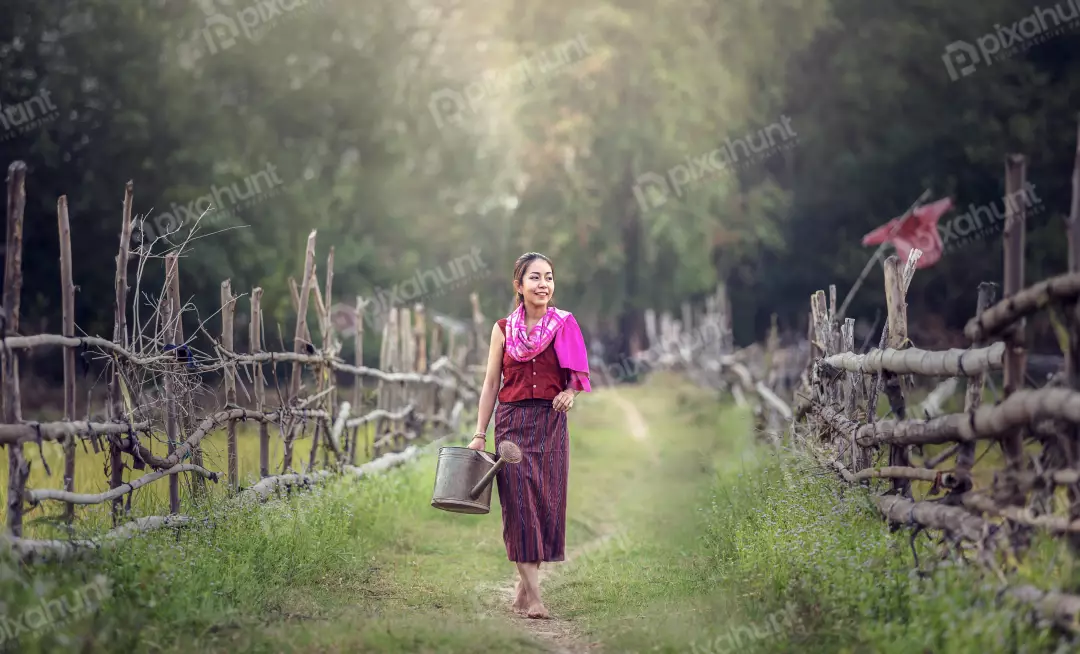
[496, 318, 507, 330]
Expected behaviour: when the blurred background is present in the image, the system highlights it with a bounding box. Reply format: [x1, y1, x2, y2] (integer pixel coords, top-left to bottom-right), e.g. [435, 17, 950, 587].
[1, 0, 1077, 390]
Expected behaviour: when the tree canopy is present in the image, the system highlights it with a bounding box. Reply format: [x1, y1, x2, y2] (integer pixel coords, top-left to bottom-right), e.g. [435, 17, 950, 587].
[2, 0, 1077, 372]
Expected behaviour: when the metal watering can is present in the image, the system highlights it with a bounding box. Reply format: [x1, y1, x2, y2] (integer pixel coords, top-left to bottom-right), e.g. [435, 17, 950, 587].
[430, 440, 522, 514]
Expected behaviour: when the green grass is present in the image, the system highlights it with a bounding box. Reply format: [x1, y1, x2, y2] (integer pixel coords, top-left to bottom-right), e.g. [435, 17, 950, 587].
[1, 374, 1077, 652]
[1, 443, 540, 653]
[541, 377, 1078, 653]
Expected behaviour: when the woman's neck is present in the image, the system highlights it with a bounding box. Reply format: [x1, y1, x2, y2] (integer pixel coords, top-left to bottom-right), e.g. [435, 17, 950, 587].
[523, 303, 548, 323]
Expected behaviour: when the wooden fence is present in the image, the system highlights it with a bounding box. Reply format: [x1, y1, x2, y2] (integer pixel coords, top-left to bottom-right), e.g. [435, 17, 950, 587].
[0, 160, 480, 562]
[662, 147, 1080, 634]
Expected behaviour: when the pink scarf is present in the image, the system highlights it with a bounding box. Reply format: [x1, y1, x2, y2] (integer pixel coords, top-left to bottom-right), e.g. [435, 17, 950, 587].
[505, 305, 591, 392]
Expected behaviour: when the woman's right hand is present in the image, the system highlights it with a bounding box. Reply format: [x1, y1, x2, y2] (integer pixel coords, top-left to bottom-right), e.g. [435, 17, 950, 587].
[467, 435, 486, 451]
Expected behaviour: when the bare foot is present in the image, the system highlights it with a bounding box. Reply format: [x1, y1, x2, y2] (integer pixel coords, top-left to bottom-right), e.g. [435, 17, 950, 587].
[526, 602, 550, 619]
[512, 581, 528, 615]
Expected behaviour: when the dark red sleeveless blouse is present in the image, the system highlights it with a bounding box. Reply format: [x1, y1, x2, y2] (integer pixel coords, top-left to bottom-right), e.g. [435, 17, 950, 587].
[497, 318, 570, 403]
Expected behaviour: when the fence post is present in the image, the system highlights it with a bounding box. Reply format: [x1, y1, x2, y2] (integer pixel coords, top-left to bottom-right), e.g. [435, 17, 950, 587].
[4, 161, 28, 537]
[162, 253, 182, 514]
[414, 303, 432, 439]
[351, 296, 365, 464]
[323, 247, 335, 467]
[285, 230, 317, 473]
[251, 287, 269, 478]
[58, 195, 77, 525]
[1069, 114, 1080, 273]
[882, 255, 911, 496]
[840, 317, 863, 471]
[1067, 118, 1080, 547]
[957, 283, 996, 485]
[398, 306, 413, 451]
[1002, 154, 1028, 503]
[108, 180, 134, 525]
[221, 280, 238, 492]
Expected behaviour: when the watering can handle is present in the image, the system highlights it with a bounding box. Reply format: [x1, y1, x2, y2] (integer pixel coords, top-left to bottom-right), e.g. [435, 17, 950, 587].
[469, 457, 505, 500]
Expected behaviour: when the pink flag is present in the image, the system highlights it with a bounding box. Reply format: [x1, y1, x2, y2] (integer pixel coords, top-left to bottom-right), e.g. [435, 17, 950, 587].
[861, 197, 953, 268]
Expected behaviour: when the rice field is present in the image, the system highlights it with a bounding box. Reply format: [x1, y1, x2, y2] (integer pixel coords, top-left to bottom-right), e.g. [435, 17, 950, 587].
[0, 420, 382, 538]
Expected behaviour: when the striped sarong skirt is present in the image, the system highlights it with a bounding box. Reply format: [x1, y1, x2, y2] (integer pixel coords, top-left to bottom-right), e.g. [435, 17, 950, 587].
[494, 399, 569, 563]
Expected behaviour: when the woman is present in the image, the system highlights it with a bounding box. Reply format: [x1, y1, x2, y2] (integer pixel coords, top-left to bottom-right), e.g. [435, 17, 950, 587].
[468, 252, 591, 619]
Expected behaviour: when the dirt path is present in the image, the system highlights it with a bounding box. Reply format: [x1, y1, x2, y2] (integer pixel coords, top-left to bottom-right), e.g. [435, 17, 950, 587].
[607, 389, 650, 443]
[491, 388, 655, 652]
[492, 532, 617, 653]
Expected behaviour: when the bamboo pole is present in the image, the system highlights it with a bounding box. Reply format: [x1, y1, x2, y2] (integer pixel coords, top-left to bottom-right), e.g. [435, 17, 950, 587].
[351, 296, 365, 464]
[823, 342, 1005, 377]
[324, 247, 335, 466]
[1002, 154, 1028, 498]
[162, 254, 182, 513]
[882, 255, 911, 496]
[964, 273, 1080, 342]
[284, 230, 317, 473]
[29, 464, 219, 506]
[397, 307, 413, 450]
[250, 287, 269, 478]
[1070, 116, 1080, 550]
[1071, 114, 1080, 273]
[4, 161, 28, 536]
[957, 283, 997, 480]
[221, 280, 238, 492]
[58, 196, 77, 525]
[374, 311, 393, 457]
[109, 180, 133, 525]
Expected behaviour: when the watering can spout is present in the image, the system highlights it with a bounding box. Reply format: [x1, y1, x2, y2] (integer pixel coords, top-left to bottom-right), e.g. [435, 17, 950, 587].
[468, 440, 522, 500]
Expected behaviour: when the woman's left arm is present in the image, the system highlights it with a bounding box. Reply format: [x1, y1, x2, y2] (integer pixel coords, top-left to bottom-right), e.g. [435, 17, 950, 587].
[552, 377, 581, 413]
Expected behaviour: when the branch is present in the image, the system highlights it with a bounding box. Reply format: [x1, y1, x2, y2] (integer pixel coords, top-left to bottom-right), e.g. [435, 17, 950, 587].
[964, 272, 1080, 341]
[238, 471, 335, 502]
[342, 444, 423, 478]
[853, 466, 960, 485]
[27, 464, 220, 506]
[0, 420, 152, 445]
[345, 404, 413, 428]
[873, 495, 989, 542]
[0, 334, 174, 365]
[3, 515, 194, 563]
[162, 407, 328, 468]
[962, 493, 1080, 534]
[823, 343, 1004, 376]
[815, 389, 1080, 448]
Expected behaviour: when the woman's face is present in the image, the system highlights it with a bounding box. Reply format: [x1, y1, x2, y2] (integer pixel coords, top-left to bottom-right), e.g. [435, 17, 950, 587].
[516, 259, 553, 309]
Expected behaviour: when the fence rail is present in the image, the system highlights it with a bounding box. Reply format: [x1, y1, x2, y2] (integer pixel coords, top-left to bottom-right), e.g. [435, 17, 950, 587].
[0, 160, 481, 562]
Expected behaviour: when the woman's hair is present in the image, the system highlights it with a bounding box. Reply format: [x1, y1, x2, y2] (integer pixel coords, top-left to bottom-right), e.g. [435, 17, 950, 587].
[513, 252, 554, 308]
